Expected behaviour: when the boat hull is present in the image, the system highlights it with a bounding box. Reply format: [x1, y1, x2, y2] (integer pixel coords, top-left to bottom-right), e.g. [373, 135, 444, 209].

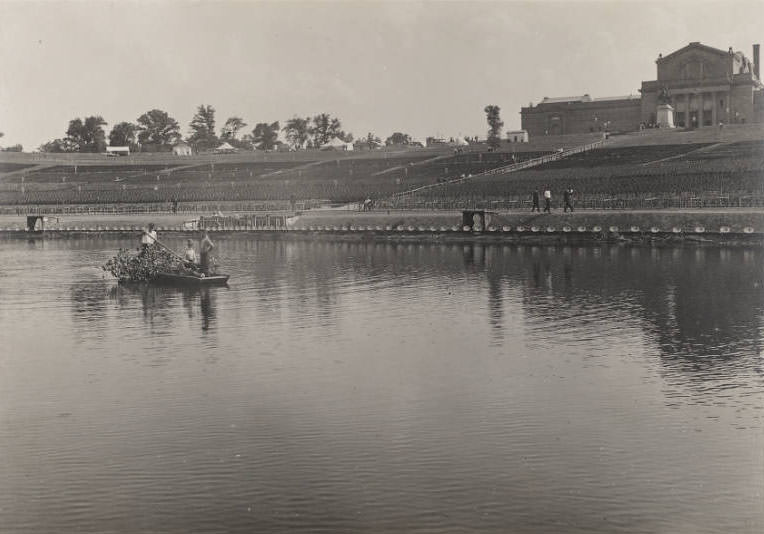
[154, 272, 230, 286]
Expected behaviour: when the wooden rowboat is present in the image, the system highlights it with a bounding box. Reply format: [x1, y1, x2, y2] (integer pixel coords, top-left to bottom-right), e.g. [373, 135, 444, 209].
[154, 272, 230, 286]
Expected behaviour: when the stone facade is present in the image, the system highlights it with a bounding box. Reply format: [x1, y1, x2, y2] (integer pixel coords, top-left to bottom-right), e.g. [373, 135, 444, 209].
[521, 95, 641, 136]
[521, 42, 763, 137]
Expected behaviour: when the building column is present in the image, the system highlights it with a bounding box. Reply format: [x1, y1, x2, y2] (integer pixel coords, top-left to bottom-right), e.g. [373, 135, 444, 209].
[711, 91, 717, 126]
[698, 93, 704, 128]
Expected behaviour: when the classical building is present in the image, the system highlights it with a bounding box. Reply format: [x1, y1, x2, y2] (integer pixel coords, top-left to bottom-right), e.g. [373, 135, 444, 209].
[521, 42, 764, 136]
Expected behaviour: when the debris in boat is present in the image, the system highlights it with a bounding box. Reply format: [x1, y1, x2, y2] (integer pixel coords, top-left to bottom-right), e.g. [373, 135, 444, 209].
[102, 246, 179, 282]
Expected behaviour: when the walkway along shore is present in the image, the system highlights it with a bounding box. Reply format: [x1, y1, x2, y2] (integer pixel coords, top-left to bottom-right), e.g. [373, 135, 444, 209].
[1, 209, 763, 246]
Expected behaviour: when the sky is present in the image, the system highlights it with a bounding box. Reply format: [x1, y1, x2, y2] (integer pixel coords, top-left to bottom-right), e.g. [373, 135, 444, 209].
[0, 0, 763, 150]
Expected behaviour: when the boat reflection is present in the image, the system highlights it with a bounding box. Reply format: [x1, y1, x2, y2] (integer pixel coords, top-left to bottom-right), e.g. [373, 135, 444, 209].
[107, 282, 221, 332]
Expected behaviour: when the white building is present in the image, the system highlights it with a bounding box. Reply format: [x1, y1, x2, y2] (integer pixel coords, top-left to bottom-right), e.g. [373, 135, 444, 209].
[172, 142, 192, 156]
[506, 130, 529, 143]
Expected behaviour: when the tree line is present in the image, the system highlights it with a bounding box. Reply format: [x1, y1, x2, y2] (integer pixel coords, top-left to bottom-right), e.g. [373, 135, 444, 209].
[37, 106, 414, 154]
[0, 132, 23, 152]
[30, 103, 505, 153]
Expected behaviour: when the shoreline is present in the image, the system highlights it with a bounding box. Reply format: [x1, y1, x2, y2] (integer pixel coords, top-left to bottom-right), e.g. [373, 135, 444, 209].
[1, 209, 762, 246]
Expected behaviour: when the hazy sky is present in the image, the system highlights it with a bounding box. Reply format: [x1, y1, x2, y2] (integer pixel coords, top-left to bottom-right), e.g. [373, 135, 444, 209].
[1, 0, 762, 149]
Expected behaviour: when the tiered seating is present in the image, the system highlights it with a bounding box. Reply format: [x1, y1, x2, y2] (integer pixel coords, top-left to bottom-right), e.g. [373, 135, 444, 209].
[0, 163, 35, 173]
[398, 139, 764, 208]
[1, 131, 761, 206]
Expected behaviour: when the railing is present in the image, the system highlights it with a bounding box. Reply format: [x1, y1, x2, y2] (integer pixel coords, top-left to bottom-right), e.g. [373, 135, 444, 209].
[0, 200, 324, 216]
[391, 140, 607, 199]
[376, 192, 764, 211]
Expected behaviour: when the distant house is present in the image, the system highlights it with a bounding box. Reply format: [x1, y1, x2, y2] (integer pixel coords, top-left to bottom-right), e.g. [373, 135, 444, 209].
[506, 130, 529, 143]
[106, 146, 129, 156]
[172, 142, 192, 156]
[353, 138, 383, 150]
[426, 137, 448, 147]
[214, 142, 237, 154]
[320, 138, 354, 151]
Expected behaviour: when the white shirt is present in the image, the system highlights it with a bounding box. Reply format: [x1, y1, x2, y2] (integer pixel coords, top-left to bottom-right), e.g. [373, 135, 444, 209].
[184, 248, 197, 262]
[141, 229, 157, 245]
[543, 190, 551, 199]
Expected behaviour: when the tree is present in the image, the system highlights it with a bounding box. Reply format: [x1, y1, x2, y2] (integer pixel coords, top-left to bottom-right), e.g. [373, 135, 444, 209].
[308, 113, 346, 147]
[109, 122, 138, 147]
[385, 132, 412, 146]
[282, 117, 310, 149]
[484, 105, 504, 150]
[38, 138, 77, 153]
[251, 121, 280, 150]
[65, 115, 107, 152]
[220, 116, 247, 140]
[188, 104, 218, 151]
[237, 134, 255, 151]
[353, 132, 381, 150]
[365, 132, 382, 149]
[2, 144, 22, 152]
[136, 109, 181, 149]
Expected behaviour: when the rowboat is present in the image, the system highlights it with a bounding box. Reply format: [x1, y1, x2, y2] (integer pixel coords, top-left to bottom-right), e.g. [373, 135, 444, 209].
[154, 272, 230, 286]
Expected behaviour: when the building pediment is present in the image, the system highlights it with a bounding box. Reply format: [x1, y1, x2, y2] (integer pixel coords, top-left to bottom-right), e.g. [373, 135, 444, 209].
[657, 42, 733, 84]
[658, 42, 729, 63]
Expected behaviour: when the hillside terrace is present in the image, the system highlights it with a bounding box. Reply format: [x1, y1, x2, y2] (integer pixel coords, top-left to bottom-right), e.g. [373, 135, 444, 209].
[0, 126, 760, 208]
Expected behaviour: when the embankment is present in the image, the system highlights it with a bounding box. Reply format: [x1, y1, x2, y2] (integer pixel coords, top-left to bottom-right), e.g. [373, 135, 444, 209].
[1, 209, 762, 246]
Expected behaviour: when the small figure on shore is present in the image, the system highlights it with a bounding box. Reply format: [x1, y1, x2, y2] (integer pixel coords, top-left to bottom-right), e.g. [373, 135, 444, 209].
[564, 187, 575, 212]
[543, 188, 552, 213]
[140, 223, 157, 252]
[199, 231, 215, 275]
[531, 188, 540, 212]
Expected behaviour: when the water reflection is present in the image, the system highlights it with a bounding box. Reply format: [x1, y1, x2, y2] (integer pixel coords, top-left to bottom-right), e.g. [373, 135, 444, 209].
[3, 236, 763, 533]
[106, 283, 219, 332]
[68, 238, 764, 399]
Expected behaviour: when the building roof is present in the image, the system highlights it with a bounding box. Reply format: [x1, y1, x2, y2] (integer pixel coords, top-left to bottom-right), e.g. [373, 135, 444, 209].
[593, 95, 640, 102]
[657, 42, 732, 63]
[540, 95, 592, 104]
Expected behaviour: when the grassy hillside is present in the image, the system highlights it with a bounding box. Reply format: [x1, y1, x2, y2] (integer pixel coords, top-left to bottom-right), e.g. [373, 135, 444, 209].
[0, 126, 760, 207]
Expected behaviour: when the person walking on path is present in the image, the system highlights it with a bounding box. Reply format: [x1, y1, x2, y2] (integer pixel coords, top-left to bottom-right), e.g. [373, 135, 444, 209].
[543, 188, 552, 213]
[531, 188, 540, 212]
[199, 231, 215, 275]
[564, 187, 574, 212]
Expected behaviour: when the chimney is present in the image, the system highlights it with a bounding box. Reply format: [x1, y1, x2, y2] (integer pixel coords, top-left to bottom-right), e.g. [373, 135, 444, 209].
[754, 44, 760, 79]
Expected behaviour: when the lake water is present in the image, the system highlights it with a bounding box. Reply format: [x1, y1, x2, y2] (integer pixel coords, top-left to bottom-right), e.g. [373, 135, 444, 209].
[1, 235, 762, 533]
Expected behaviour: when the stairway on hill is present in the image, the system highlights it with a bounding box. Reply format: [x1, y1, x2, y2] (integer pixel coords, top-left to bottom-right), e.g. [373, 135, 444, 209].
[391, 138, 607, 199]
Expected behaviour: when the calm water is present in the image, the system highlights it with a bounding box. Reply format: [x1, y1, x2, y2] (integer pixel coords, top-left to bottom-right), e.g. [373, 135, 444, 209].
[1, 235, 762, 533]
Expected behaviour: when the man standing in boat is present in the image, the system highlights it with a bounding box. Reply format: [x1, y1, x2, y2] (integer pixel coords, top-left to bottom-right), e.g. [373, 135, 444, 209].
[199, 231, 215, 275]
[140, 223, 157, 253]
